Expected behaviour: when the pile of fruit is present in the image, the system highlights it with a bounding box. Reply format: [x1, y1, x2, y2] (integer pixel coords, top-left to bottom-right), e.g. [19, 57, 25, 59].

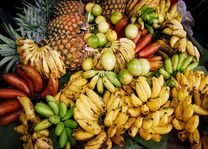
[0, 0, 208, 149]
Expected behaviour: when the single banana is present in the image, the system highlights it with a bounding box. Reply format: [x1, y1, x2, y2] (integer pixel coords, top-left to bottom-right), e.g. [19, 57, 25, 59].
[158, 75, 164, 86]
[128, 124, 139, 138]
[157, 113, 169, 126]
[107, 96, 121, 112]
[73, 128, 94, 141]
[138, 76, 151, 98]
[127, 107, 141, 117]
[172, 118, 185, 130]
[130, 93, 143, 107]
[104, 137, 112, 149]
[146, 98, 161, 112]
[124, 96, 134, 108]
[180, 73, 190, 91]
[159, 108, 174, 117]
[185, 115, 199, 133]
[167, 19, 183, 30]
[159, 87, 170, 106]
[169, 3, 177, 18]
[151, 111, 160, 128]
[69, 71, 83, 81]
[172, 30, 187, 38]
[187, 70, 195, 90]
[140, 104, 150, 115]
[171, 54, 179, 71]
[89, 74, 100, 90]
[189, 128, 200, 145]
[192, 104, 208, 115]
[177, 38, 187, 52]
[139, 128, 152, 141]
[186, 40, 195, 56]
[107, 125, 117, 138]
[103, 76, 116, 93]
[41, 50, 50, 78]
[111, 134, 125, 147]
[104, 108, 120, 127]
[76, 99, 95, 117]
[162, 27, 173, 35]
[106, 72, 121, 87]
[152, 133, 162, 142]
[151, 77, 162, 98]
[202, 93, 208, 110]
[136, 83, 148, 102]
[142, 119, 153, 130]
[164, 57, 173, 74]
[114, 113, 129, 126]
[103, 90, 111, 106]
[97, 77, 104, 94]
[82, 70, 98, 79]
[74, 107, 97, 122]
[107, 92, 119, 111]
[124, 118, 136, 130]
[199, 76, 208, 92]
[153, 124, 172, 134]
[183, 104, 194, 122]
[174, 103, 183, 120]
[193, 89, 202, 106]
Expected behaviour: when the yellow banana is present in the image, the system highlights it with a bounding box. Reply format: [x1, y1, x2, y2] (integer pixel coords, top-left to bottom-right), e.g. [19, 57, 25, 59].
[134, 116, 143, 128]
[158, 113, 169, 126]
[140, 104, 150, 115]
[169, 3, 177, 17]
[171, 88, 178, 99]
[103, 90, 111, 106]
[89, 74, 100, 90]
[74, 108, 97, 122]
[151, 77, 162, 98]
[114, 113, 129, 126]
[153, 124, 172, 134]
[171, 97, 179, 109]
[186, 40, 195, 56]
[104, 137, 112, 149]
[174, 102, 183, 120]
[124, 96, 134, 108]
[138, 76, 151, 98]
[103, 76, 116, 93]
[183, 104, 194, 122]
[124, 118, 136, 130]
[162, 100, 171, 108]
[168, 19, 183, 30]
[189, 129, 200, 145]
[107, 96, 121, 112]
[187, 70, 195, 90]
[107, 125, 117, 138]
[192, 104, 208, 115]
[130, 93, 143, 107]
[107, 92, 119, 111]
[159, 87, 170, 106]
[180, 73, 190, 91]
[152, 133, 162, 142]
[202, 93, 208, 110]
[118, 46, 131, 62]
[104, 108, 120, 127]
[69, 71, 83, 81]
[193, 89, 202, 106]
[199, 76, 208, 92]
[193, 46, 200, 62]
[77, 119, 101, 135]
[85, 88, 105, 112]
[139, 128, 152, 141]
[172, 118, 185, 130]
[142, 119, 153, 130]
[127, 107, 141, 117]
[41, 50, 50, 78]
[170, 35, 180, 48]
[151, 111, 160, 128]
[178, 130, 189, 142]
[136, 83, 148, 102]
[158, 75, 164, 86]
[73, 128, 94, 141]
[185, 115, 199, 133]
[84, 130, 107, 149]
[159, 108, 174, 117]
[146, 98, 161, 112]
[172, 29, 187, 38]
[111, 134, 125, 147]
[193, 71, 203, 89]
[128, 124, 139, 138]
[162, 27, 173, 35]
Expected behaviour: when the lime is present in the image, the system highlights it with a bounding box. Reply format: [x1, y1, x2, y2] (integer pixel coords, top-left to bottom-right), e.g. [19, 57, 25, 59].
[111, 11, 122, 25]
[84, 32, 93, 41]
[95, 15, 106, 24]
[127, 58, 143, 76]
[91, 4, 102, 16]
[85, 12, 94, 23]
[87, 35, 100, 49]
[96, 33, 107, 47]
[118, 69, 133, 85]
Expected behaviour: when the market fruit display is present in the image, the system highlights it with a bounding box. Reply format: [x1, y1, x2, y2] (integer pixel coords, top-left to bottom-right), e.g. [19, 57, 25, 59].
[0, 0, 208, 149]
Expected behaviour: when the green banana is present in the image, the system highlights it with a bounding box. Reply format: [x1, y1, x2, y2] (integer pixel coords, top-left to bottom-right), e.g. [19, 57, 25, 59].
[65, 127, 76, 146]
[171, 54, 179, 72]
[106, 71, 117, 78]
[59, 129, 68, 148]
[186, 62, 198, 71]
[106, 72, 121, 87]
[179, 56, 193, 72]
[89, 74, 100, 90]
[35, 103, 54, 118]
[103, 76, 116, 93]
[145, 23, 154, 34]
[97, 77, 104, 94]
[65, 141, 71, 149]
[36, 102, 51, 109]
[48, 101, 59, 115]
[65, 127, 72, 137]
[46, 95, 56, 102]
[177, 53, 187, 70]
[138, 18, 144, 30]
[62, 105, 75, 121]
[164, 58, 173, 74]
[64, 120, 78, 129]
[34, 119, 52, 132]
[159, 68, 171, 79]
[59, 102, 67, 118]
[49, 115, 60, 124]
[82, 70, 98, 79]
[55, 122, 65, 136]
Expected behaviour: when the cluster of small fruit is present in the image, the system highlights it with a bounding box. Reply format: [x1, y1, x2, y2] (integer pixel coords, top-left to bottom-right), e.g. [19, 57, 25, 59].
[159, 53, 198, 79]
[34, 95, 77, 148]
[170, 70, 208, 148]
[14, 96, 53, 149]
[0, 65, 58, 126]
[16, 38, 66, 78]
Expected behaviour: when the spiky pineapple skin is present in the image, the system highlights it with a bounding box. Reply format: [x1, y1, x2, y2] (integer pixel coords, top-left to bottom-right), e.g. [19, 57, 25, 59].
[102, 0, 128, 19]
[53, 0, 84, 18]
[82, 0, 101, 4]
[47, 13, 86, 36]
[45, 34, 90, 70]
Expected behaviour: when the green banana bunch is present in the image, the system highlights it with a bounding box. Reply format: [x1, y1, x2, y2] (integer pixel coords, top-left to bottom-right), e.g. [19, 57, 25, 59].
[159, 53, 198, 80]
[34, 95, 77, 148]
[82, 70, 121, 94]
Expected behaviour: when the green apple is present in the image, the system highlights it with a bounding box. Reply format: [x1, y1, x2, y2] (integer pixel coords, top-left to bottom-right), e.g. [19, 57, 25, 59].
[95, 15, 106, 24]
[96, 33, 107, 47]
[91, 4, 102, 16]
[111, 11, 122, 25]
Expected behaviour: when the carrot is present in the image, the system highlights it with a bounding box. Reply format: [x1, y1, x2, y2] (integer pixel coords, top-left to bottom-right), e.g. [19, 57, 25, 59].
[138, 43, 160, 58]
[135, 33, 153, 53]
[115, 17, 128, 38]
[0, 99, 22, 116]
[0, 89, 26, 99]
[141, 29, 148, 35]
[1, 73, 31, 95]
[0, 110, 20, 126]
[133, 31, 142, 44]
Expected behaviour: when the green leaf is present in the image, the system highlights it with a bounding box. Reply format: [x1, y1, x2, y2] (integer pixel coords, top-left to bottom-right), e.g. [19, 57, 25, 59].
[4, 56, 19, 73]
[112, 138, 143, 149]
[134, 134, 168, 149]
[0, 56, 15, 67]
[0, 34, 15, 47]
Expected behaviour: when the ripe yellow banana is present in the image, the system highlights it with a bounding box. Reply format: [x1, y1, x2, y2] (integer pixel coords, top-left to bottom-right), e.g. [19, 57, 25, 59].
[172, 29, 187, 38]
[183, 104, 194, 122]
[104, 108, 120, 127]
[199, 76, 208, 92]
[74, 108, 97, 122]
[136, 83, 148, 102]
[119, 46, 132, 62]
[169, 3, 177, 18]
[162, 27, 173, 35]
[187, 70, 195, 90]
[138, 76, 151, 98]
[170, 35, 180, 48]
[84, 130, 107, 149]
[127, 107, 141, 117]
[130, 93, 143, 107]
[193, 71, 203, 89]
[128, 124, 139, 138]
[114, 113, 129, 126]
[151, 111, 160, 128]
[124, 118, 136, 130]
[107, 125, 117, 138]
[185, 115, 199, 133]
[189, 128, 200, 145]
[139, 128, 152, 141]
[172, 118, 185, 130]
[193, 89, 202, 106]
[175, 103, 183, 120]
[152, 133, 162, 142]
[107, 96, 121, 112]
[89, 74, 100, 90]
[124, 96, 134, 108]
[162, 100, 171, 108]
[73, 128, 94, 141]
[202, 93, 208, 110]
[192, 104, 208, 115]
[151, 77, 162, 98]
[167, 19, 183, 30]
[140, 104, 150, 115]
[146, 98, 161, 112]
[103, 90, 111, 106]
[159, 108, 174, 117]
[157, 113, 169, 127]
[69, 71, 82, 81]
[159, 87, 170, 106]
[104, 137, 112, 149]
[103, 76, 116, 93]
[142, 119, 153, 130]
[134, 116, 143, 128]
[153, 124, 172, 135]
[186, 40, 195, 56]
[41, 50, 50, 78]
[107, 92, 119, 111]
[111, 134, 125, 147]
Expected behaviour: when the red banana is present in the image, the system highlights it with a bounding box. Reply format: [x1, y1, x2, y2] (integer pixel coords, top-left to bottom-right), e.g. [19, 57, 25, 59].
[0, 99, 22, 116]
[133, 31, 142, 44]
[16, 67, 34, 94]
[16, 65, 43, 92]
[40, 74, 55, 98]
[50, 73, 59, 96]
[0, 89, 26, 99]
[148, 60, 163, 71]
[135, 33, 153, 53]
[137, 43, 160, 58]
[145, 56, 163, 61]
[1, 73, 31, 95]
[115, 17, 128, 38]
[0, 110, 20, 126]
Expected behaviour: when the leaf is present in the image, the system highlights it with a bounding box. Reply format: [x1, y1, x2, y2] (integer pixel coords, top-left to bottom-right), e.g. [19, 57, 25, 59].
[112, 138, 143, 149]
[134, 134, 168, 149]
[4, 56, 19, 73]
[0, 34, 15, 47]
[0, 56, 15, 67]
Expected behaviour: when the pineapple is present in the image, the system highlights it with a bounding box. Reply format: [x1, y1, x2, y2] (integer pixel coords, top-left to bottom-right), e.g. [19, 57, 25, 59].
[47, 13, 86, 36]
[102, 0, 128, 19]
[45, 34, 90, 70]
[53, 0, 84, 18]
[82, 0, 101, 4]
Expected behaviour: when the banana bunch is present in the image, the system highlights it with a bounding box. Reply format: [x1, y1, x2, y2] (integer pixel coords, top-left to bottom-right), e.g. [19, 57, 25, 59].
[159, 53, 198, 79]
[170, 70, 208, 148]
[126, 0, 160, 17]
[34, 95, 78, 148]
[93, 38, 136, 72]
[82, 70, 121, 94]
[16, 38, 66, 78]
[59, 71, 88, 105]
[14, 96, 53, 149]
[123, 75, 174, 141]
[162, 19, 200, 61]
